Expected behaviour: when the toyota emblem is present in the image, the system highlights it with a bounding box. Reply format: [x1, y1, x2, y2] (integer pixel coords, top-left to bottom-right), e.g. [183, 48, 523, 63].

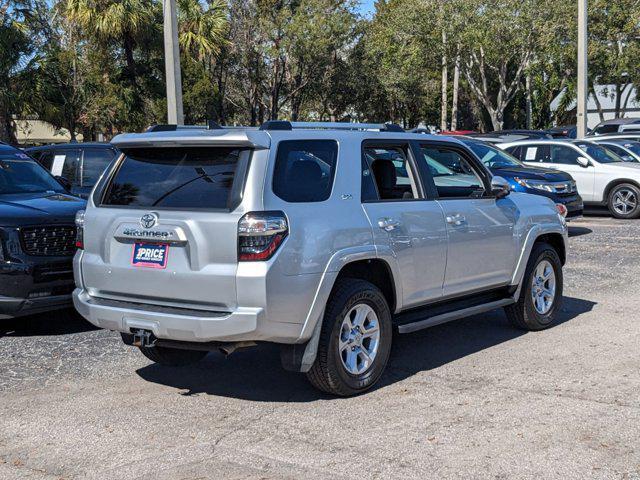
[140, 213, 158, 229]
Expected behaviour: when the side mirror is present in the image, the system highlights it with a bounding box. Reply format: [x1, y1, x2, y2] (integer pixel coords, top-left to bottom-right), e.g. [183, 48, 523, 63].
[491, 176, 511, 199]
[55, 175, 72, 192]
[576, 157, 591, 168]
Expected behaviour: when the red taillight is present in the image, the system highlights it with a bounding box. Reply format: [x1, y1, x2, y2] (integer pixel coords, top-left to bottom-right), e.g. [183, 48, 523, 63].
[556, 203, 568, 218]
[238, 211, 288, 262]
[75, 210, 85, 249]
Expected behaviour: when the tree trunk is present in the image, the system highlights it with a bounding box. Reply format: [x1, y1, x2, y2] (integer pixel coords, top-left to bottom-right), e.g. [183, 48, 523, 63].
[451, 47, 460, 131]
[0, 110, 17, 145]
[614, 83, 622, 118]
[123, 33, 138, 88]
[440, 30, 448, 131]
[590, 83, 605, 123]
[525, 72, 533, 129]
[488, 107, 504, 131]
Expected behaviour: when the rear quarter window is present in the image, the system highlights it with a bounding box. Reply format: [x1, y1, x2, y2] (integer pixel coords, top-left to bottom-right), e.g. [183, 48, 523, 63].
[101, 147, 247, 210]
[272, 140, 338, 203]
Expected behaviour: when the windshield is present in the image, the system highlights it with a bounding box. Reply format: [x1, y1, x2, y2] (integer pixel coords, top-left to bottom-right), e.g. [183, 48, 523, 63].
[622, 142, 640, 157]
[0, 153, 65, 195]
[575, 142, 624, 164]
[465, 141, 522, 168]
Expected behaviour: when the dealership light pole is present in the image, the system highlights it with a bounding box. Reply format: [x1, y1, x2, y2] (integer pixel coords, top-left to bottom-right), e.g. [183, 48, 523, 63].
[163, 0, 184, 125]
[577, 0, 588, 138]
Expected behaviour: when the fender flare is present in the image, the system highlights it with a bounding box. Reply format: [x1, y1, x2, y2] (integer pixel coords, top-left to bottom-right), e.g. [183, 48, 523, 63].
[281, 245, 401, 372]
[511, 222, 568, 301]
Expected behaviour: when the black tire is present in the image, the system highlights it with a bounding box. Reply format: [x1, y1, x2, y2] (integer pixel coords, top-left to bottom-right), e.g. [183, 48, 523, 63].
[607, 183, 640, 219]
[505, 242, 563, 331]
[138, 345, 208, 366]
[306, 278, 392, 396]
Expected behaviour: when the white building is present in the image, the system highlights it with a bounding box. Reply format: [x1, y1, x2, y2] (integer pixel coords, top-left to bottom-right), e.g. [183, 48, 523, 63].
[551, 84, 640, 129]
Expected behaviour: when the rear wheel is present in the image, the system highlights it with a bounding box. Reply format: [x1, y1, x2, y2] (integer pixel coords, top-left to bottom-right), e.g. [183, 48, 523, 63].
[307, 279, 392, 396]
[505, 242, 563, 331]
[607, 183, 640, 219]
[138, 345, 208, 366]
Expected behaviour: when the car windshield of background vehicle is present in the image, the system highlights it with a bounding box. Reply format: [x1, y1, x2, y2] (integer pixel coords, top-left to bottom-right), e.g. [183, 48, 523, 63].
[623, 142, 640, 156]
[0, 154, 65, 195]
[575, 143, 624, 164]
[102, 147, 245, 209]
[465, 142, 523, 168]
[592, 124, 620, 135]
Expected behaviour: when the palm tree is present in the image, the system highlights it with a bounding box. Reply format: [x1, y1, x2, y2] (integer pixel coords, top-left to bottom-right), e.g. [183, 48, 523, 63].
[65, 0, 157, 88]
[0, 5, 33, 143]
[177, 0, 228, 61]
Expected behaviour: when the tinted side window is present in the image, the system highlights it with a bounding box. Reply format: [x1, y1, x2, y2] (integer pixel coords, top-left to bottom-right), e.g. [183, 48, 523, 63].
[363, 146, 418, 201]
[82, 148, 116, 187]
[102, 147, 245, 209]
[507, 146, 522, 161]
[272, 140, 338, 203]
[49, 149, 80, 183]
[361, 155, 378, 202]
[522, 145, 550, 163]
[550, 146, 582, 165]
[419, 146, 485, 199]
[37, 151, 54, 170]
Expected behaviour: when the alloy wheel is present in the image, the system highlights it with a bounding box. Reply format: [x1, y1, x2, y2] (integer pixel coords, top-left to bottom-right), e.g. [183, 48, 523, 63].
[339, 303, 381, 375]
[531, 260, 556, 315]
[612, 188, 638, 216]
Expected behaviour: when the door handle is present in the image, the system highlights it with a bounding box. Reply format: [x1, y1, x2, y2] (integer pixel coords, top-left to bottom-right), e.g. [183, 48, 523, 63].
[446, 214, 466, 226]
[377, 217, 401, 232]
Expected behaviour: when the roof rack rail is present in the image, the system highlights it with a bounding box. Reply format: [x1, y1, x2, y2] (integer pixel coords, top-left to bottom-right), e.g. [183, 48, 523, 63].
[146, 122, 223, 133]
[259, 121, 405, 132]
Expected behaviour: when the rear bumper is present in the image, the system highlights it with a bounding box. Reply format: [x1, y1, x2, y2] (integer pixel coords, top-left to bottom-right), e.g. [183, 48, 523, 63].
[73, 289, 303, 343]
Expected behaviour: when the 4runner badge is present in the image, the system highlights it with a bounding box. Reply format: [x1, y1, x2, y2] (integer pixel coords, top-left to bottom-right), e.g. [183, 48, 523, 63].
[140, 213, 158, 229]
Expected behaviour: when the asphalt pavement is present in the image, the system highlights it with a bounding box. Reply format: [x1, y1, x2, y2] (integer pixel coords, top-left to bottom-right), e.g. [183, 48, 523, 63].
[0, 214, 638, 479]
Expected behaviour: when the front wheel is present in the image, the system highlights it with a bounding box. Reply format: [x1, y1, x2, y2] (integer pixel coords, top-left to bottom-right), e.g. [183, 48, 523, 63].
[306, 279, 392, 396]
[607, 183, 640, 219]
[505, 242, 563, 331]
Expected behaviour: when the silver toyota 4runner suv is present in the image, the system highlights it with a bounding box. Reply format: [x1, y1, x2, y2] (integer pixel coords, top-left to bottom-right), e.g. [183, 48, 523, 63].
[73, 121, 568, 396]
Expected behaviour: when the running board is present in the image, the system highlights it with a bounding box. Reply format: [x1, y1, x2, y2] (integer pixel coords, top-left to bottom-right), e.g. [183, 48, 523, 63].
[397, 298, 515, 334]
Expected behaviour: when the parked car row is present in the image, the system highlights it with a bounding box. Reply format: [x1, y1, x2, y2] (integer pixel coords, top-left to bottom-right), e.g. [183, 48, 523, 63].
[499, 139, 640, 219]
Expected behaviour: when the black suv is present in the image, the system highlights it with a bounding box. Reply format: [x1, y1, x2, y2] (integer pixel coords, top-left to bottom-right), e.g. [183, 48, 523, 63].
[27, 143, 118, 199]
[0, 143, 85, 319]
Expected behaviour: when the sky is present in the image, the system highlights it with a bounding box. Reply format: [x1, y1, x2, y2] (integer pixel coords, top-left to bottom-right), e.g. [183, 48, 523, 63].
[357, 0, 376, 17]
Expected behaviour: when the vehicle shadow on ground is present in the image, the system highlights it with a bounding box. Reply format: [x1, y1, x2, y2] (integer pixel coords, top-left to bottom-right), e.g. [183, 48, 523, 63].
[136, 295, 596, 402]
[568, 226, 593, 238]
[0, 308, 98, 338]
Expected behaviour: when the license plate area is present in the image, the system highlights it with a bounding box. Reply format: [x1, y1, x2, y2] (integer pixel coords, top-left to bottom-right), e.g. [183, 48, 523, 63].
[131, 242, 169, 269]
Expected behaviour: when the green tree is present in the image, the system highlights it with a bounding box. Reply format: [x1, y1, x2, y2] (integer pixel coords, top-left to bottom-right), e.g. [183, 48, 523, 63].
[0, 1, 34, 143]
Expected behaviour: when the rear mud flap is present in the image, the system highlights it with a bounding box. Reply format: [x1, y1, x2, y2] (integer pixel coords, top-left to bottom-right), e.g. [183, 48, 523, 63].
[280, 310, 324, 373]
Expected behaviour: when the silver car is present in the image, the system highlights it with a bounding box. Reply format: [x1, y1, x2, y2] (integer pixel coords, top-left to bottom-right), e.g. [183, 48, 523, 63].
[73, 121, 568, 396]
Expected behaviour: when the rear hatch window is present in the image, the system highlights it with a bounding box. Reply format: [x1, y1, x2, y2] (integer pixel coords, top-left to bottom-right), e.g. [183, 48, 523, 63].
[101, 147, 249, 210]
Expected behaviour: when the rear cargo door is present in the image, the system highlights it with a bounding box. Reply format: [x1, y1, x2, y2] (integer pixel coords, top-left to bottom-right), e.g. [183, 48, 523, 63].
[80, 146, 251, 310]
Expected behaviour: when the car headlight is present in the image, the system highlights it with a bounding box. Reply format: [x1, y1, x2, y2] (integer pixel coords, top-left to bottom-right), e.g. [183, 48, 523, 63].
[513, 177, 556, 192]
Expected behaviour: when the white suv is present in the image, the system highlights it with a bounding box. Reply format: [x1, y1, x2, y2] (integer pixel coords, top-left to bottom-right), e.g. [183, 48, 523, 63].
[501, 139, 640, 219]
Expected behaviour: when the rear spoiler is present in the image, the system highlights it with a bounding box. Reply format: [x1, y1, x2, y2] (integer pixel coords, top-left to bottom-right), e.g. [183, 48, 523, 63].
[111, 128, 270, 149]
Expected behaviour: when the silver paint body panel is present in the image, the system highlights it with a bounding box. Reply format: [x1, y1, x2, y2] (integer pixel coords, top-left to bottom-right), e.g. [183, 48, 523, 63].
[74, 130, 568, 345]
